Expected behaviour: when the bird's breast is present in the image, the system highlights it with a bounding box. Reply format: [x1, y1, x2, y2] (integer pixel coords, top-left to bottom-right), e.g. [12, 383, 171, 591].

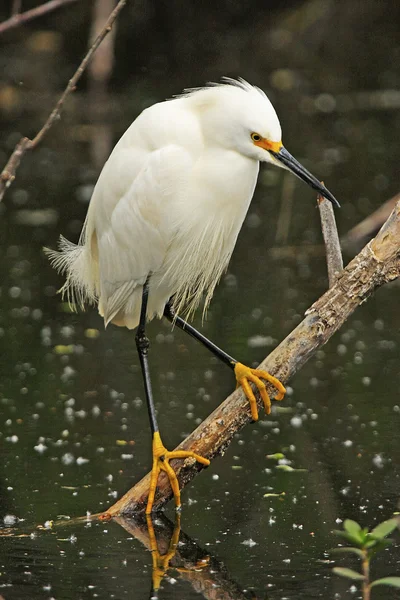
[192, 149, 259, 213]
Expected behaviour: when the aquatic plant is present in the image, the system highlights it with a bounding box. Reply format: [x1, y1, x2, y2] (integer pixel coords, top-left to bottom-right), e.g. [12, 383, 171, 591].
[332, 518, 400, 599]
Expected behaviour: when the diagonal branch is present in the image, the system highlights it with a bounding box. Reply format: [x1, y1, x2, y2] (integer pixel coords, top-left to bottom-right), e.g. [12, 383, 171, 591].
[0, 0, 127, 202]
[103, 200, 400, 517]
[0, 0, 79, 35]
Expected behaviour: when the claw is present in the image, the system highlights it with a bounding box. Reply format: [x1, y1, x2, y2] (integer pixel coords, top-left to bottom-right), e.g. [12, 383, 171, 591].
[234, 362, 286, 421]
[146, 432, 210, 514]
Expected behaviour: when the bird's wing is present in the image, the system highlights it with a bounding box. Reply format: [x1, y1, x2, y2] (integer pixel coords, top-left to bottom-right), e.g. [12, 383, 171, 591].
[95, 144, 192, 325]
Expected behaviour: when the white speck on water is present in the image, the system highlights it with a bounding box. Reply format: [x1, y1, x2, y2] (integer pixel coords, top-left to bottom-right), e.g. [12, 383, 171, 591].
[247, 335, 275, 348]
[76, 457, 89, 465]
[91, 405, 101, 417]
[133, 397, 142, 408]
[362, 377, 371, 386]
[34, 442, 47, 454]
[204, 369, 214, 381]
[61, 453, 75, 465]
[121, 454, 134, 460]
[372, 454, 384, 468]
[241, 538, 257, 547]
[3, 514, 17, 525]
[69, 534, 77, 543]
[343, 440, 353, 447]
[212, 474, 219, 481]
[290, 416, 302, 428]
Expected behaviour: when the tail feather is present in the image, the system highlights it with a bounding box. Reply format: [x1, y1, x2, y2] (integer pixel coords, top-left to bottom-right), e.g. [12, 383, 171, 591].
[44, 235, 96, 310]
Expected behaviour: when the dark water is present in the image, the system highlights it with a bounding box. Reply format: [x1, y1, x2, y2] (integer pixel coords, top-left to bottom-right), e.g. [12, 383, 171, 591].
[1, 1, 400, 598]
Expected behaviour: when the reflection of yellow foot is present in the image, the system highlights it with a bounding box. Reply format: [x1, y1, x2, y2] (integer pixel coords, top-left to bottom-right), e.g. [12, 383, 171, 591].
[234, 362, 286, 421]
[147, 513, 181, 592]
[146, 432, 210, 515]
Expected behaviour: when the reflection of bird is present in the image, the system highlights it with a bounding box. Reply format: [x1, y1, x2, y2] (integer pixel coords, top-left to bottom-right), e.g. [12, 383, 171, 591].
[47, 78, 338, 514]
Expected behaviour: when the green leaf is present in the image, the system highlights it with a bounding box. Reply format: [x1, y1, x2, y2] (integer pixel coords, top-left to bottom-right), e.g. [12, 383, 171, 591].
[367, 539, 392, 558]
[332, 567, 365, 581]
[330, 547, 364, 559]
[343, 520, 363, 543]
[266, 453, 285, 460]
[371, 518, 398, 540]
[333, 530, 365, 546]
[364, 538, 378, 548]
[371, 577, 400, 589]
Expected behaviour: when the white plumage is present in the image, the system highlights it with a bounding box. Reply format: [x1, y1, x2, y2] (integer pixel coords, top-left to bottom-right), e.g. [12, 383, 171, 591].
[47, 78, 336, 329]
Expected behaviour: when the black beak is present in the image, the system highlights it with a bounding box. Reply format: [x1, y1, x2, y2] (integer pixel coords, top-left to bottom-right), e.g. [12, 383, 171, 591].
[270, 146, 340, 208]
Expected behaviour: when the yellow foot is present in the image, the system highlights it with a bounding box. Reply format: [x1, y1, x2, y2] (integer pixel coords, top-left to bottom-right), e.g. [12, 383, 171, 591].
[234, 362, 286, 421]
[146, 432, 210, 515]
[147, 513, 181, 592]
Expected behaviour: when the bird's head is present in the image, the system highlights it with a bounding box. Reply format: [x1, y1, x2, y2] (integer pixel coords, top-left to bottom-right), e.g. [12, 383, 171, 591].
[185, 78, 339, 207]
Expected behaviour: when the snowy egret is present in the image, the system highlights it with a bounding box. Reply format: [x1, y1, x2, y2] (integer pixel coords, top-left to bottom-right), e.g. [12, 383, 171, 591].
[47, 78, 338, 513]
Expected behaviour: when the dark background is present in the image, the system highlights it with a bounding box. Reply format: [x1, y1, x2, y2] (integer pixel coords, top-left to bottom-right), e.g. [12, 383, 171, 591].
[0, 1, 399, 599]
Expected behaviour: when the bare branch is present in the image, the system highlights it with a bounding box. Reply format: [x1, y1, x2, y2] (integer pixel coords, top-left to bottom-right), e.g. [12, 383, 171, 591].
[0, 0, 127, 202]
[0, 0, 79, 35]
[10, 0, 22, 18]
[344, 192, 400, 249]
[318, 190, 343, 285]
[102, 201, 400, 516]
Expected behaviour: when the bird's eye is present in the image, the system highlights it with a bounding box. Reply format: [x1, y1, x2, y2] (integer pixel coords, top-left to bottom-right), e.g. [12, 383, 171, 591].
[251, 133, 261, 142]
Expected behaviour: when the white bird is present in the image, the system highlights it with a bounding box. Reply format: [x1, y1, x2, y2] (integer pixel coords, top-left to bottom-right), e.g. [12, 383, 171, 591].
[47, 78, 338, 513]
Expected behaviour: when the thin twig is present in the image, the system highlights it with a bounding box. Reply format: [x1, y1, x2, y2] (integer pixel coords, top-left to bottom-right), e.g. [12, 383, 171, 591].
[10, 0, 22, 18]
[343, 192, 400, 249]
[87, 0, 117, 168]
[0, 0, 78, 35]
[0, 0, 127, 202]
[102, 201, 400, 516]
[318, 189, 343, 286]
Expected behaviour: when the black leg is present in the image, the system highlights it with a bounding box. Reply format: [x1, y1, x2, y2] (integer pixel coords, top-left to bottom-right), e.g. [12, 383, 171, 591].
[163, 302, 237, 369]
[136, 278, 159, 435]
[137, 286, 211, 514]
[163, 301, 286, 422]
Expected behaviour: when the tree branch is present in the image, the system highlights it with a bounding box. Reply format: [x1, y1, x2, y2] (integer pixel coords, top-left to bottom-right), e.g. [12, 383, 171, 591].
[318, 190, 343, 285]
[103, 200, 400, 517]
[0, 0, 79, 35]
[0, 0, 127, 202]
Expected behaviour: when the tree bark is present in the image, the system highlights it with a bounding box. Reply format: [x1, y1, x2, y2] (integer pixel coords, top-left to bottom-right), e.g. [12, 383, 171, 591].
[102, 200, 400, 517]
